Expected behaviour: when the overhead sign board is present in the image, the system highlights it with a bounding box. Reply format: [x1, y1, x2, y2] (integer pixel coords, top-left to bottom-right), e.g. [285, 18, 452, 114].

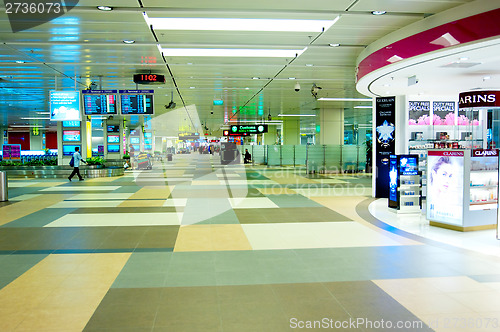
[223, 125, 268, 136]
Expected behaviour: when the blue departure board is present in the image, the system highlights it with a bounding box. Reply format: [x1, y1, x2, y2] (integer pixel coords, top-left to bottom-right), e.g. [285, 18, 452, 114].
[83, 94, 117, 115]
[82, 90, 118, 115]
[119, 90, 154, 115]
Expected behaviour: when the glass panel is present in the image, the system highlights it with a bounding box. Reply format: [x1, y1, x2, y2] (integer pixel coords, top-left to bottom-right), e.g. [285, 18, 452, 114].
[324, 145, 341, 173]
[281, 145, 295, 165]
[295, 145, 307, 166]
[307, 145, 324, 172]
[267, 145, 281, 166]
[251, 145, 266, 165]
[342, 145, 358, 172]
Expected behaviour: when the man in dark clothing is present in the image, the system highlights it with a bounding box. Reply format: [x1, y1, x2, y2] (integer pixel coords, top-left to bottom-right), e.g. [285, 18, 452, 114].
[244, 149, 251, 164]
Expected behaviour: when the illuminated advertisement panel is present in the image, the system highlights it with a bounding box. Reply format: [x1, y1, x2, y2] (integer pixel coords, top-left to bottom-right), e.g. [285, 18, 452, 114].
[427, 150, 464, 225]
[2, 144, 21, 160]
[50, 91, 81, 121]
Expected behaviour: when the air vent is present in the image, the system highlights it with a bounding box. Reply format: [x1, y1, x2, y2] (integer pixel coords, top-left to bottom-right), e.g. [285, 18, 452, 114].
[441, 62, 481, 68]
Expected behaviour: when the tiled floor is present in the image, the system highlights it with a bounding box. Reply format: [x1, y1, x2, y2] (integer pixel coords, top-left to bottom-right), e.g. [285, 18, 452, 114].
[1, 153, 500, 331]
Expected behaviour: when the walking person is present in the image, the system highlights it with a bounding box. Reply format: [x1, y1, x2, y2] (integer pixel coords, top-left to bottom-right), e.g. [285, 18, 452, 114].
[68, 147, 87, 181]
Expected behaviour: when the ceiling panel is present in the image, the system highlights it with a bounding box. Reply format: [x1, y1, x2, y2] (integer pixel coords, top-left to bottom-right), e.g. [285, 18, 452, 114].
[0, 0, 485, 133]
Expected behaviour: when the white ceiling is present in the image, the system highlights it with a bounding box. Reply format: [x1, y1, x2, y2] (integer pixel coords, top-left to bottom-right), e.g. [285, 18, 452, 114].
[0, 0, 477, 135]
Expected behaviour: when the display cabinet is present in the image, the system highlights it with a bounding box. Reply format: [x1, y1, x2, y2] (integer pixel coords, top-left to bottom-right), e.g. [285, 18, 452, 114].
[389, 154, 422, 213]
[427, 149, 498, 231]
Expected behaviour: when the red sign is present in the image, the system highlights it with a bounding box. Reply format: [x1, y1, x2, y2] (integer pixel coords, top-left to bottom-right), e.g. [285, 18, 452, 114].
[428, 150, 464, 157]
[472, 149, 498, 157]
[459, 91, 500, 109]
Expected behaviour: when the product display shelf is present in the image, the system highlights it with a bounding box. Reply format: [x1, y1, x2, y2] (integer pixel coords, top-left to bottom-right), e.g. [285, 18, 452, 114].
[398, 174, 422, 213]
[409, 149, 427, 197]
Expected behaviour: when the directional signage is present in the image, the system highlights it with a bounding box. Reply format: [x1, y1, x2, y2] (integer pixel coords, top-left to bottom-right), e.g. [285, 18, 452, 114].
[223, 125, 268, 136]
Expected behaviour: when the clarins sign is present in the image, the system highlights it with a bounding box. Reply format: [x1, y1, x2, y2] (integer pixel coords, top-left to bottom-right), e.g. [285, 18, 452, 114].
[459, 91, 500, 108]
[472, 149, 498, 157]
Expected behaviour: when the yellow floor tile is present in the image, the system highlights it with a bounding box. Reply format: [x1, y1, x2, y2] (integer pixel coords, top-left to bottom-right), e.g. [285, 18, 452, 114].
[174, 224, 252, 252]
[0, 253, 130, 332]
[0, 194, 71, 226]
[122, 186, 172, 200]
[28, 182, 67, 187]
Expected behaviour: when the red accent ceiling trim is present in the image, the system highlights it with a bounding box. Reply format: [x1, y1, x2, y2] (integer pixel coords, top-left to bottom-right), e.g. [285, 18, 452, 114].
[357, 8, 500, 81]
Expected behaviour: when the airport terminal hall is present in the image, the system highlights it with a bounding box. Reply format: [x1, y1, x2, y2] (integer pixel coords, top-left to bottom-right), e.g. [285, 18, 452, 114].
[2, 0, 500, 331]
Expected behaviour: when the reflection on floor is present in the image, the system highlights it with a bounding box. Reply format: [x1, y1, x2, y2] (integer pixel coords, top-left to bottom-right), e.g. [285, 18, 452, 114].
[369, 198, 500, 258]
[0, 154, 500, 331]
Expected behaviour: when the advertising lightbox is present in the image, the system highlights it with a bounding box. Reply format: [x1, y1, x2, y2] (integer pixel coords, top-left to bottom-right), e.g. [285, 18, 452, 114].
[62, 130, 81, 142]
[107, 135, 120, 144]
[427, 150, 464, 225]
[50, 91, 81, 121]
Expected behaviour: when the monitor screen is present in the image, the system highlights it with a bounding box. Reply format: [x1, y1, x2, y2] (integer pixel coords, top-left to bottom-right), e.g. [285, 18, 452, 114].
[107, 125, 119, 132]
[63, 145, 80, 156]
[120, 94, 154, 115]
[50, 90, 81, 121]
[132, 144, 140, 151]
[144, 144, 152, 150]
[107, 135, 120, 144]
[63, 130, 81, 142]
[83, 94, 117, 115]
[63, 120, 80, 127]
[144, 132, 152, 138]
[130, 137, 140, 144]
[144, 138, 152, 144]
[129, 129, 139, 136]
[107, 144, 120, 153]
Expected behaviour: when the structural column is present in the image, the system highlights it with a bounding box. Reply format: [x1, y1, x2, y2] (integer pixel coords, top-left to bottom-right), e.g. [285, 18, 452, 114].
[282, 118, 300, 145]
[316, 108, 344, 145]
[263, 126, 277, 145]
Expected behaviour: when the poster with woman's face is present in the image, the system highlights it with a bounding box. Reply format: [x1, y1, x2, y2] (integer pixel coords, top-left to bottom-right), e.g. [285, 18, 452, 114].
[426, 150, 464, 225]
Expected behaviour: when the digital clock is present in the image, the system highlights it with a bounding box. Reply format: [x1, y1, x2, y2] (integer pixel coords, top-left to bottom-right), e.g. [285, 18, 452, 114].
[133, 74, 165, 84]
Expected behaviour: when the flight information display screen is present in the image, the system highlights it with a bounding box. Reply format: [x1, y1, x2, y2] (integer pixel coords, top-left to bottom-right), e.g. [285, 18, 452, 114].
[83, 95, 117, 115]
[82, 90, 118, 115]
[119, 90, 154, 115]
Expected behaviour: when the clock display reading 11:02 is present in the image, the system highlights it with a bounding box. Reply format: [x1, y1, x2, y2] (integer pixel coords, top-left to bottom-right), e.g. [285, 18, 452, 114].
[133, 74, 165, 84]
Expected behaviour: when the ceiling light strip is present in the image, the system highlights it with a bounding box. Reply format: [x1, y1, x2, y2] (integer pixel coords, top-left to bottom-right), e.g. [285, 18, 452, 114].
[144, 17, 337, 32]
[277, 114, 316, 117]
[318, 98, 373, 102]
[161, 48, 306, 58]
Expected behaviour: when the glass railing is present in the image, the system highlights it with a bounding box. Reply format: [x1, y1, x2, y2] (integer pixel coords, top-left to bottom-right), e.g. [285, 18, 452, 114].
[238, 144, 369, 173]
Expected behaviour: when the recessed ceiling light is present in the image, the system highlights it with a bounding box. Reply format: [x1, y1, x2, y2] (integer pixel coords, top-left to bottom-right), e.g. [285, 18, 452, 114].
[483, 76, 491, 80]
[245, 87, 249, 90]
[383, 84, 391, 87]
[189, 86, 195, 89]
[15, 60, 25, 63]
[305, 64, 313, 67]
[329, 43, 340, 47]
[252, 77, 260, 80]
[97, 6, 113, 11]
[459, 57, 469, 61]
[371, 11, 387, 15]
[288, 77, 296, 80]
[123, 40, 135, 44]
